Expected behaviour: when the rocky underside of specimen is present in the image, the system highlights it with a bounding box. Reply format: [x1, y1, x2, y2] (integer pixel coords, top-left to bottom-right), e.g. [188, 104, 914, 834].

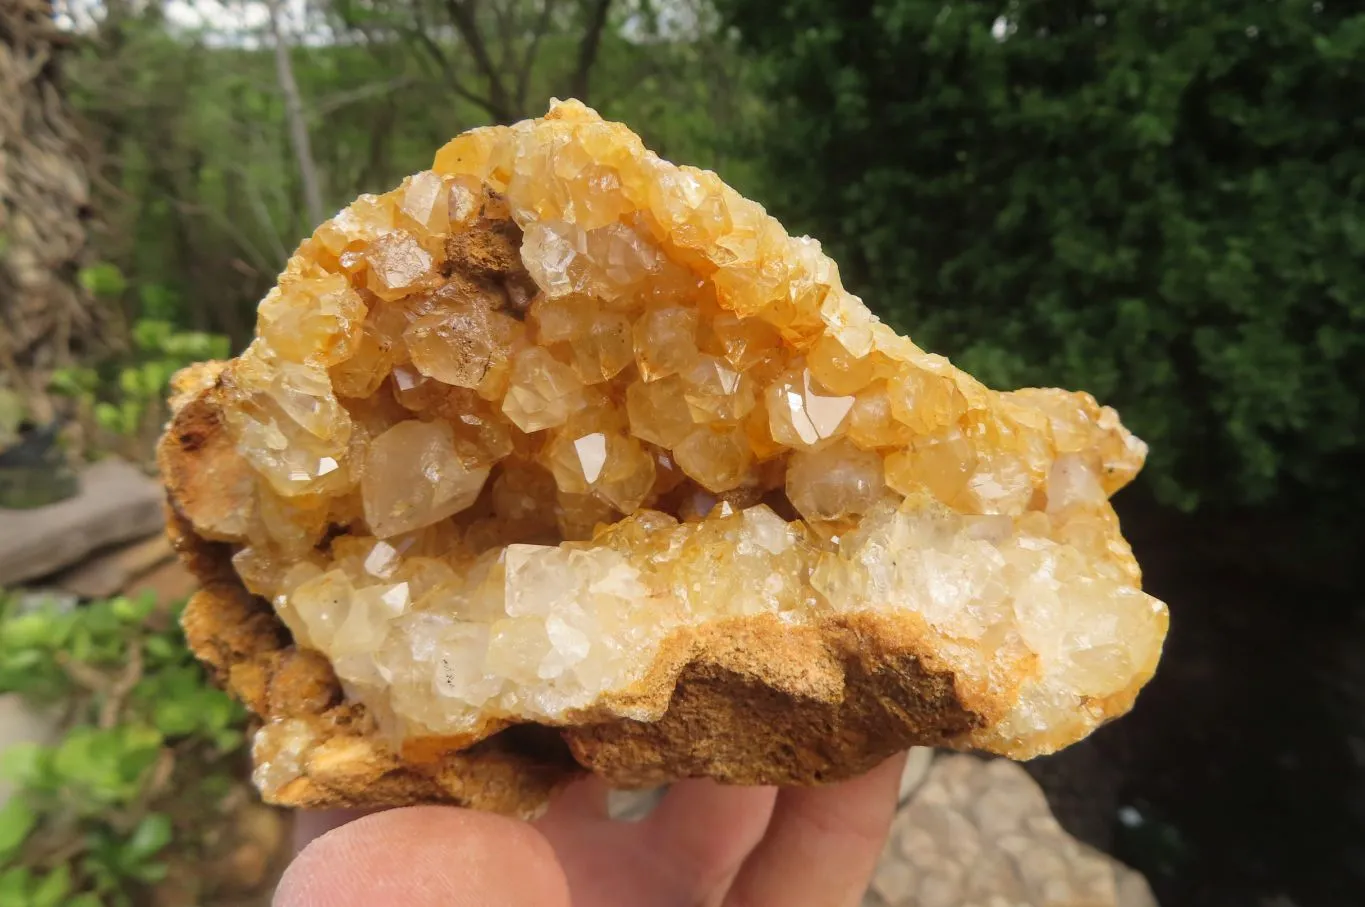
[159, 100, 1167, 816]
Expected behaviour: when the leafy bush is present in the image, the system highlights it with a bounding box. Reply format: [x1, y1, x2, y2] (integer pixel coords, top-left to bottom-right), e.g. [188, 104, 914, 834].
[718, 0, 1365, 515]
[51, 270, 229, 462]
[0, 593, 248, 907]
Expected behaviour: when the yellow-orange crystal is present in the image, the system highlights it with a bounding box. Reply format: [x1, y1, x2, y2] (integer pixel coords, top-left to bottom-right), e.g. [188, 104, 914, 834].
[172, 101, 1166, 800]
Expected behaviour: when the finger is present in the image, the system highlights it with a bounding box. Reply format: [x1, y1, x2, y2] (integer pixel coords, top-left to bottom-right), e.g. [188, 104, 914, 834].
[275, 805, 571, 907]
[292, 808, 378, 853]
[535, 778, 774, 906]
[722, 752, 907, 907]
[644, 778, 777, 902]
[543, 774, 611, 821]
[537, 783, 644, 905]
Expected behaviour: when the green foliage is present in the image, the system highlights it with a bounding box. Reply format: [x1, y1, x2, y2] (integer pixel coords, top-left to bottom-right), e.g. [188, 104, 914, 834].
[50, 300, 228, 456]
[0, 801, 37, 864]
[719, 0, 1365, 514]
[0, 865, 93, 907]
[76, 263, 128, 299]
[66, 0, 764, 349]
[591, 7, 772, 197]
[0, 593, 247, 907]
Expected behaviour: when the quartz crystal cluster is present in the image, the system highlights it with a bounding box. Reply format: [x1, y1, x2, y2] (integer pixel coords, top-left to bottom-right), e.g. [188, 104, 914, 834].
[161, 100, 1167, 808]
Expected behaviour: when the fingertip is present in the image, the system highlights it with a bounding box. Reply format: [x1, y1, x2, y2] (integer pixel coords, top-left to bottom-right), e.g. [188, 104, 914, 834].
[275, 805, 570, 907]
[292, 808, 377, 853]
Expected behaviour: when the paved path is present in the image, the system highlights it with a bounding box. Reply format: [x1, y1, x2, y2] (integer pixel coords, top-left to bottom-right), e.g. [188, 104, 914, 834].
[608, 751, 1158, 907]
[867, 753, 1157, 907]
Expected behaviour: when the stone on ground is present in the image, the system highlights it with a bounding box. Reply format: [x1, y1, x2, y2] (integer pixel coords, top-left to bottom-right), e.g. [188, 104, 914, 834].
[867, 753, 1158, 907]
[53, 534, 175, 599]
[0, 458, 163, 586]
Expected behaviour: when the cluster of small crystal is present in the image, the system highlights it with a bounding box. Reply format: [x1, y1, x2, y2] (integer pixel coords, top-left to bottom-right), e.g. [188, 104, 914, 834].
[209, 100, 1166, 753]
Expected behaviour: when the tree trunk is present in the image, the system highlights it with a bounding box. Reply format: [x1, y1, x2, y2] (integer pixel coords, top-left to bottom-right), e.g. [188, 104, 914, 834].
[266, 0, 325, 230]
[0, 0, 109, 420]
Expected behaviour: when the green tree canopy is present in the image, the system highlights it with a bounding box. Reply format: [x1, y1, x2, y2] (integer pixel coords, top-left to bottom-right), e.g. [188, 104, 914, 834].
[64, 0, 762, 349]
[719, 0, 1365, 513]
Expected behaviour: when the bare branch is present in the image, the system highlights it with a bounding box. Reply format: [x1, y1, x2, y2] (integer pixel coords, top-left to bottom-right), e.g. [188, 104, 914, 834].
[411, 27, 507, 120]
[309, 76, 415, 118]
[168, 190, 275, 277]
[55, 652, 108, 694]
[394, 0, 505, 121]
[491, 0, 516, 77]
[54, 642, 142, 731]
[98, 643, 143, 730]
[516, 0, 558, 112]
[570, 0, 613, 104]
[443, 0, 515, 121]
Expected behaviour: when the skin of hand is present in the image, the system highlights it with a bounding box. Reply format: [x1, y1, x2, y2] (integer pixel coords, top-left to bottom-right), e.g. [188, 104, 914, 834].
[274, 751, 908, 907]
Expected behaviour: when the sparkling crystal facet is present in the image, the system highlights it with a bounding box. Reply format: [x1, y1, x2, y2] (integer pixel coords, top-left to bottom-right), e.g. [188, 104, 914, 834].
[362, 420, 491, 537]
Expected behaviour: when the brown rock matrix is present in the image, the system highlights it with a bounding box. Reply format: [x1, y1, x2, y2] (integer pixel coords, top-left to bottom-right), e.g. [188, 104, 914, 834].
[158, 100, 1167, 815]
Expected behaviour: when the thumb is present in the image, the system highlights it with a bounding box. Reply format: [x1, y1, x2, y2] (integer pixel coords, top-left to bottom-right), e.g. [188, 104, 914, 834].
[274, 805, 571, 907]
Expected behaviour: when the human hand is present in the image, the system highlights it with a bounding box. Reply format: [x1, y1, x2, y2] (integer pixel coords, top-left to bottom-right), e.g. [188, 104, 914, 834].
[275, 751, 907, 906]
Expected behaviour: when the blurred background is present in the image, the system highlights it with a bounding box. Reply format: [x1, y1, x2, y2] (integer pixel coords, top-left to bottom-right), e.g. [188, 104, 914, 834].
[1, 1, 1362, 905]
